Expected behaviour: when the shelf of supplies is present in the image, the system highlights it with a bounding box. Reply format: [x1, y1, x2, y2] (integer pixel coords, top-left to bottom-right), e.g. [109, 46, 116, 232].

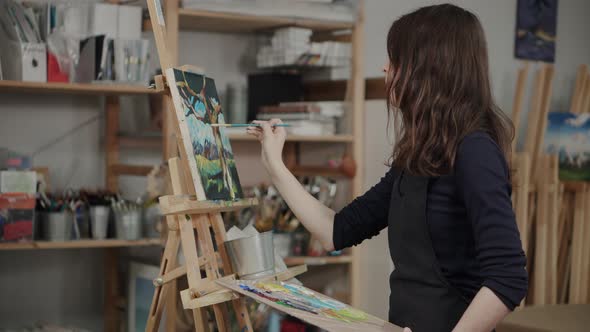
[174, 8, 354, 33]
[0, 238, 162, 250]
[228, 133, 354, 143]
[0, 80, 159, 96]
[284, 255, 352, 266]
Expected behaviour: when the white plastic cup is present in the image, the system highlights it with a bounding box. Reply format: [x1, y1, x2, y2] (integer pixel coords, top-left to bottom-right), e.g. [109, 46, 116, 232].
[90, 206, 110, 240]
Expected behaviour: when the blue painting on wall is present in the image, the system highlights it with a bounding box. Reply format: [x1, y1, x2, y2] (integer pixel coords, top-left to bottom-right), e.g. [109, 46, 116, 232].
[515, 0, 558, 63]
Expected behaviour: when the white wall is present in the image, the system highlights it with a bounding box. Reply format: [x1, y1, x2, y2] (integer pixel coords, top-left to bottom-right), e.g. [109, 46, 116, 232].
[1, 0, 590, 328]
[356, 0, 590, 320]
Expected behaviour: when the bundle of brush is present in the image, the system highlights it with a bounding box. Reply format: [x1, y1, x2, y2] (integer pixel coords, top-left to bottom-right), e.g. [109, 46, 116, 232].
[36, 189, 116, 239]
[110, 195, 143, 240]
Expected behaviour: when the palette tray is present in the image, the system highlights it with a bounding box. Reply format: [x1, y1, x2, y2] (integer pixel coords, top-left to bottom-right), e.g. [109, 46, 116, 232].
[216, 279, 403, 332]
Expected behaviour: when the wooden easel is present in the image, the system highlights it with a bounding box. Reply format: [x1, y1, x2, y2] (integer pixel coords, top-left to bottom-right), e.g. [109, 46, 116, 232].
[511, 62, 558, 306]
[567, 64, 590, 305]
[514, 62, 590, 306]
[144, 1, 308, 331]
[146, 157, 255, 332]
[142, 0, 253, 329]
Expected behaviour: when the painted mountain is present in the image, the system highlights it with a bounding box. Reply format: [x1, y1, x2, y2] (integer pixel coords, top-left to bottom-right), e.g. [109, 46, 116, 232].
[544, 112, 590, 181]
[169, 68, 243, 200]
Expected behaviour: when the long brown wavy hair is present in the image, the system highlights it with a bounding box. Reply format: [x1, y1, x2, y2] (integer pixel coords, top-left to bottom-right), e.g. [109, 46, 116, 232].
[386, 4, 514, 176]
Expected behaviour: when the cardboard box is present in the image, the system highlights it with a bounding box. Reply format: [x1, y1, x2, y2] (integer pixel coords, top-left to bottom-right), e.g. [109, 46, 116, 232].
[0, 193, 36, 242]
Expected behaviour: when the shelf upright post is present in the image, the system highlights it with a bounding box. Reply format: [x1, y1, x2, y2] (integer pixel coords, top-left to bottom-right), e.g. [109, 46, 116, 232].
[349, 0, 365, 308]
[163, 0, 180, 162]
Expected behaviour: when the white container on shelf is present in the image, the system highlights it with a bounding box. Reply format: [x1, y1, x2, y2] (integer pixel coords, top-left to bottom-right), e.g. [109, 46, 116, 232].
[90, 206, 110, 240]
[0, 38, 46, 82]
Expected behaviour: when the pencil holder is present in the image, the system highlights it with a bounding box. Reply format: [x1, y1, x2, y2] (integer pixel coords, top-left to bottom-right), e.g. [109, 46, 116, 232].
[115, 210, 141, 240]
[90, 206, 110, 240]
[43, 211, 74, 242]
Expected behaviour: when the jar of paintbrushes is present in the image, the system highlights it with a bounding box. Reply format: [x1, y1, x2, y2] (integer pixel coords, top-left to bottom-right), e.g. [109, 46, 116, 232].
[111, 198, 142, 240]
[36, 193, 75, 242]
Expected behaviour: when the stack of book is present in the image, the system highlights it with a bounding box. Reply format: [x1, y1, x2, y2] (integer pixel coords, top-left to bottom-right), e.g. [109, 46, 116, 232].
[257, 27, 312, 68]
[256, 27, 351, 68]
[257, 101, 348, 136]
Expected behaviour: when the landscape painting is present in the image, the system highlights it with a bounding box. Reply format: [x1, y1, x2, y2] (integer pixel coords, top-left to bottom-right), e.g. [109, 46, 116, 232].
[514, 0, 558, 63]
[167, 68, 243, 201]
[544, 112, 590, 181]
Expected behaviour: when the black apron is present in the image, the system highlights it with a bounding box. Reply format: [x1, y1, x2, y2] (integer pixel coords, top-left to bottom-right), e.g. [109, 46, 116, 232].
[388, 171, 470, 332]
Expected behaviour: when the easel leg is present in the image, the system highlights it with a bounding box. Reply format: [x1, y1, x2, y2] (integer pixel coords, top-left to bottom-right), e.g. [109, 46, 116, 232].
[192, 215, 230, 330]
[178, 215, 210, 331]
[147, 220, 181, 332]
[210, 214, 253, 331]
[165, 279, 177, 331]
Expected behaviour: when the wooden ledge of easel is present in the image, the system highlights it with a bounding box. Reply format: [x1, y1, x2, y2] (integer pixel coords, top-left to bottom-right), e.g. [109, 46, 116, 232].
[179, 274, 237, 302]
[158, 196, 258, 215]
[257, 264, 308, 282]
[526, 181, 586, 193]
[179, 265, 308, 310]
[153, 75, 167, 92]
[562, 181, 587, 192]
[181, 288, 240, 309]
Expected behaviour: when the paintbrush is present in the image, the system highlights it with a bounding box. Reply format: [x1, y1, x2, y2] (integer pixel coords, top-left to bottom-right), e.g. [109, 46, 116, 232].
[210, 123, 291, 128]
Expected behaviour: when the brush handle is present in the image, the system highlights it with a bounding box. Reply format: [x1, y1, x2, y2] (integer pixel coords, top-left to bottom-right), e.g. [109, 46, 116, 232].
[211, 123, 291, 128]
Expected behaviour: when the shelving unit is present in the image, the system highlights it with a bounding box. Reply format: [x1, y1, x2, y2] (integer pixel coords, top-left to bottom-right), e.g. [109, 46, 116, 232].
[0, 78, 162, 331]
[0, 239, 161, 250]
[0, 0, 365, 330]
[0, 79, 158, 95]
[144, 8, 354, 33]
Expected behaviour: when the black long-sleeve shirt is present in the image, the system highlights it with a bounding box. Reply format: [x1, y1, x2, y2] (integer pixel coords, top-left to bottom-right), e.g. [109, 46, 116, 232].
[333, 132, 528, 310]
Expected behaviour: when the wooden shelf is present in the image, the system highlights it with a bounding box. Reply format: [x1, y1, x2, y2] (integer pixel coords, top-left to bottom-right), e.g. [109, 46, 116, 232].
[0, 238, 162, 250]
[0, 80, 159, 96]
[228, 133, 354, 143]
[283, 255, 352, 266]
[174, 8, 354, 33]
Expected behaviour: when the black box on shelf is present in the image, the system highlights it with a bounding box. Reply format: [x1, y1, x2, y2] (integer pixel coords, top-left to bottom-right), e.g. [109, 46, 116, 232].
[247, 72, 303, 122]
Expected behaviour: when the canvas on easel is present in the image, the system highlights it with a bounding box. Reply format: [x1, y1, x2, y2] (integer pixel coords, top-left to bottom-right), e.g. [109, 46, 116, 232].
[166, 68, 243, 201]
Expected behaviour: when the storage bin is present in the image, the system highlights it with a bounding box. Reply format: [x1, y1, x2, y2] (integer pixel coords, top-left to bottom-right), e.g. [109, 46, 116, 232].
[0, 193, 36, 242]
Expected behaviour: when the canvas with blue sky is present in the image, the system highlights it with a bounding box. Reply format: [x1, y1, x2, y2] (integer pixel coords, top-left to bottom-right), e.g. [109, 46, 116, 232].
[544, 112, 590, 180]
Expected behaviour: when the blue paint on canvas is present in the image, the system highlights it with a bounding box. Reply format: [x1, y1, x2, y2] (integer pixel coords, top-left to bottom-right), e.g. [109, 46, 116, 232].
[544, 112, 590, 180]
[515, 0, 558, 63]
[173, 69, 243, 200]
